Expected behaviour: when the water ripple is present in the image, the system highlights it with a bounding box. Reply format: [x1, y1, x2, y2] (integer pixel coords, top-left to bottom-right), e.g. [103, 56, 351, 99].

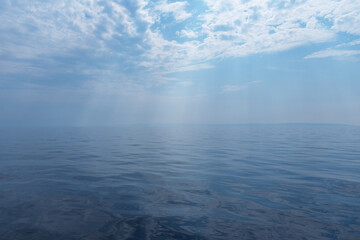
[0, 125, 359, 239]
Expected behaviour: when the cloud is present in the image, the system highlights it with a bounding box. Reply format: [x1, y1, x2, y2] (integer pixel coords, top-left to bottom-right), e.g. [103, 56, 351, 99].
[110, 2, 138, 37]
[305, 38, 360, 59]
[141, 0, 360, 77]
[155, 0, 191, 21]
[1, 0, 360, 88]
[166, 63, 215, 73]
[349, 39, 360, 46]
[305, 50, 360, 59]
[176, 29, 198, 38]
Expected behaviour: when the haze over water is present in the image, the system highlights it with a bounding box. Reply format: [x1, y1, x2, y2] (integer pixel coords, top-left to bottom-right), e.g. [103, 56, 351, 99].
[0, 124, 359, 239]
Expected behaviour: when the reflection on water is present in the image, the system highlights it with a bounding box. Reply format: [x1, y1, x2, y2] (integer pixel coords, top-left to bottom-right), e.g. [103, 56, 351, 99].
[0, 125, 360, 239]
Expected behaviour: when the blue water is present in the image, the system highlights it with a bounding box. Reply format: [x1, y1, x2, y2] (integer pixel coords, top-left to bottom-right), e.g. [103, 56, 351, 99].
[0, 125, 359, 239]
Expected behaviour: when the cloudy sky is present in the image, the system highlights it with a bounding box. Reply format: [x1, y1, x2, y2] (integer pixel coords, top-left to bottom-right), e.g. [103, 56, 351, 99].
[1, 0, 360, 126]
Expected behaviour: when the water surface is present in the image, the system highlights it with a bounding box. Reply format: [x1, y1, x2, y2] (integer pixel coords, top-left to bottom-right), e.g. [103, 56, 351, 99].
[0, 125, 359, 239]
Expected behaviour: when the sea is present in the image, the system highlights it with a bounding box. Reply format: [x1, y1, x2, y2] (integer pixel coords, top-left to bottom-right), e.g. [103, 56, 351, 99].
[0, 124, 359, 239]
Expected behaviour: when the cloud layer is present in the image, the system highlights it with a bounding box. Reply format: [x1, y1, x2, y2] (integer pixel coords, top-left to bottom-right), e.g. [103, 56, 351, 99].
[1, 0, 360, 87]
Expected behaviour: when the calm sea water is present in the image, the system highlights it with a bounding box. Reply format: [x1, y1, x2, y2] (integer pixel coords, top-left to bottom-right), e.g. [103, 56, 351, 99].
[0, 125, 359, 239]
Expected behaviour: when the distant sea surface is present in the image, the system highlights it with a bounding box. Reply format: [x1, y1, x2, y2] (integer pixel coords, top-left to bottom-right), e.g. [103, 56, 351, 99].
[0, 125, 360, 240]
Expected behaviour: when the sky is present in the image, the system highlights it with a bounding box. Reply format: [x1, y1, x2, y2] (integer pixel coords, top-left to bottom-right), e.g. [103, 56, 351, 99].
[0, 0, 360, 126]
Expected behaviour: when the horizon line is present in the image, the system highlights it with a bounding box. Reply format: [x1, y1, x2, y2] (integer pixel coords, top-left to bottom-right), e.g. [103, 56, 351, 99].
[0, 122, 358, 128]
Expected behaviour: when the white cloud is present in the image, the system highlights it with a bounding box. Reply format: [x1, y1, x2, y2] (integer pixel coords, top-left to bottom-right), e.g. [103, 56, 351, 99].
[167, 63, 215, 73]
[305, 37, 360, 59]
[349, 39, 360, 46]
[111, 2, 138, 37]
[155, 0, 191, 21]
[1, 0, 360, 86]
[176, 29, 198, 38]
[305, 50, 360, 59]
[331, 1, 360, 35]
[140, 0, 360, 77]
